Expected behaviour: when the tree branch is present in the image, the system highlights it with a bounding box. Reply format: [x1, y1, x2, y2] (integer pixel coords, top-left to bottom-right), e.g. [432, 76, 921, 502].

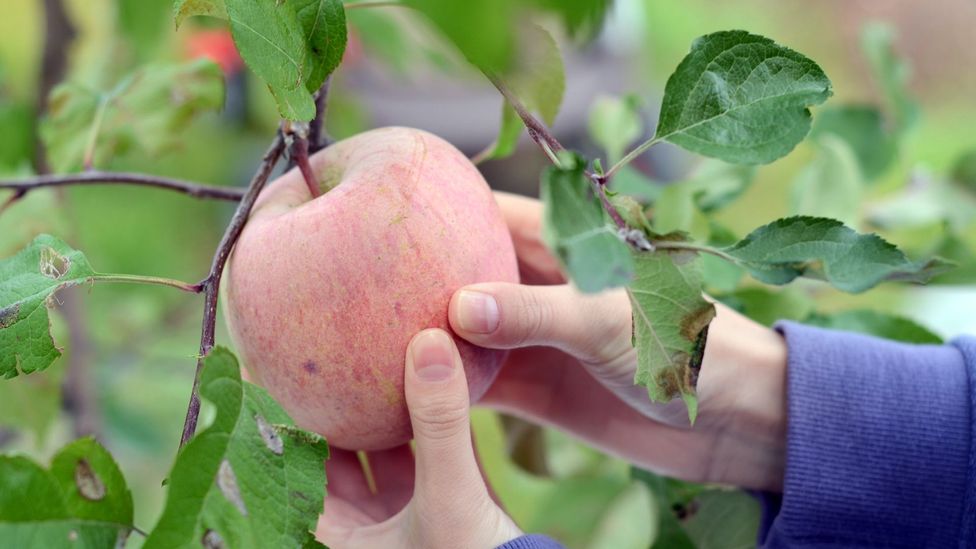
[179, 131, 287, 448]
[308, 77, 333, 154]
[489, 75, 653, 250]
[0, 172, 246, 202]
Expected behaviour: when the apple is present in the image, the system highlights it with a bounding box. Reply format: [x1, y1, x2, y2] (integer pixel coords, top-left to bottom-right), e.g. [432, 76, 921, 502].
[223, 127, 519, 450]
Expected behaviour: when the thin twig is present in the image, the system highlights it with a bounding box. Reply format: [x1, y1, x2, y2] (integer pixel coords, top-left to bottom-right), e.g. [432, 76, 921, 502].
[308, 77, 333, 153]
[652, 240, 738, 263]
[0, 172, 246, 203]
[179, 132, 286, 448]
[489, 75, 653, 249]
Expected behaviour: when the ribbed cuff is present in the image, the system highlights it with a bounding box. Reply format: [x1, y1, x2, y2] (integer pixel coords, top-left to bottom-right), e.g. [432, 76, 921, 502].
[758, 322, 972, 548]
[495, 534, 564, 549]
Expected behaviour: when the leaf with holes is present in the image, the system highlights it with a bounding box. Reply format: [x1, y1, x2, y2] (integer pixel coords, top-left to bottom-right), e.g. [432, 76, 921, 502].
[41, 60, 225, 172]
[144, 347, 330, 548]
[0, 437, 134, 547]
[541, 153, 633, 293]
[628, 243, 715, 422]
[0, 235, 96, 378]
[653, 30, 832, 165]
[724, 216, 952, 293]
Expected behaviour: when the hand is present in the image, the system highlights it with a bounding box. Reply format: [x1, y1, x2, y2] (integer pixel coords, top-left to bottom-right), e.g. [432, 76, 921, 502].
[317, 329, 521, 548]
[450, 193, 789, 492]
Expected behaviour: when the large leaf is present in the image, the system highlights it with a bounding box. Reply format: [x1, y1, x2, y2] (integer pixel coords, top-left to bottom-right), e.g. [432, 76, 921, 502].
[724, 216, 951, 293]
[805, 310, 942, 344]
[41, 60, 225, 172]
[0, 235, 96, 378]
[629, 245, 715, 422]
[0, 438, 134, 547]
[790, 135, 864, 227]
[404, 0, 517, 71]
[144, 347, 329, 548]
[541, 153, 634, 293]
[654, 30, 832, 165]
[481, 25, 565, 162]
[589, 94, 643, 165]
[630, 469, 696, 549]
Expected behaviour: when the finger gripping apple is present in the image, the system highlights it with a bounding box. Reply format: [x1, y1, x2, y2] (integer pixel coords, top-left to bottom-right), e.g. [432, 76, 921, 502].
[223, 127, 519, 450]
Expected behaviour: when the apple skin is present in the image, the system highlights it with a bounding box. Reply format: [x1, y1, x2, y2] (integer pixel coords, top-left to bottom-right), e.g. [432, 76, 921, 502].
[223, 127, 519, 450]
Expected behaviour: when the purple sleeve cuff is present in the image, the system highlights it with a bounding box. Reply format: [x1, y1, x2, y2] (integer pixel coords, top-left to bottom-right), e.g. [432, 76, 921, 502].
[495, 534, 563, 549]
[758, 322, 976, 547]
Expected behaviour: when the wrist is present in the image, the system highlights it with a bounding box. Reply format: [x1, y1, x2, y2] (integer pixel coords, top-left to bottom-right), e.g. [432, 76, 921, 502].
[696, 302, 788, 491]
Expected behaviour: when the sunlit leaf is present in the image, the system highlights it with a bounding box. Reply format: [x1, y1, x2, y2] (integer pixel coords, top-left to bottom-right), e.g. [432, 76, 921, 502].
[654, 30, 832, 165]
[144, 347, 329, 548]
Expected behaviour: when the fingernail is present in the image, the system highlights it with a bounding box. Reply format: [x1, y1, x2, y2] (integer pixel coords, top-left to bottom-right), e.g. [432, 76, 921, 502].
[410, 330, 456, 382]
[456, 290, 499, 334]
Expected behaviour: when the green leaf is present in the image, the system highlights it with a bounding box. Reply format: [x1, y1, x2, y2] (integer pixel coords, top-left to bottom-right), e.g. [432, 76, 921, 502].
[719, 287, 814, 327]
[41, 60, 225, 172]
[144, 347, 330, 548]
[654, 30, 832, 165]
[404, 0, 516, 71]
[868, 173, 976, 232]
[531, 0, 611, 39]
[805, 310, 942, 344]
[683, 159, 756, 213]
[0, 438, 134, 547]
[589, 94, 643, 165]
[811, 105, 896, 181]
[724, 216, 951, 293]
[347, 8, 409, 72]
[174, 0, 227, 29]
[862, 23, 919, 133]
[790, 135, 864, 227]
[629, 245, 715, 421]
[541, 153, 634, 293]
[293, 0, 348, 94]
[225, 0, 346, 120]
[481, 25, 565, 162]
[0, 235, 96, 378]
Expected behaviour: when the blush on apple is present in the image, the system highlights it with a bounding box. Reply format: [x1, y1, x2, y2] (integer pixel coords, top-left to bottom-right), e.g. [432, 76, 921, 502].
[223, 127, 519, 450]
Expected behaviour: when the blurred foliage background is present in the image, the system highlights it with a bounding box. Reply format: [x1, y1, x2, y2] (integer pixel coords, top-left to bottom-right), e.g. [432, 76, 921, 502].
[1, 0, 974, 547]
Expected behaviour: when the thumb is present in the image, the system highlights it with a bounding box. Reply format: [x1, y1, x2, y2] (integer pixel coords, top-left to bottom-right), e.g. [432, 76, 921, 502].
[448, 283, 632, 365]
[404, 329, 484, 503]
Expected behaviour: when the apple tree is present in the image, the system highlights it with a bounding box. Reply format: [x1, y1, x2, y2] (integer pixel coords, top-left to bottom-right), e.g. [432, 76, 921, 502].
[0, 0, 967, 547]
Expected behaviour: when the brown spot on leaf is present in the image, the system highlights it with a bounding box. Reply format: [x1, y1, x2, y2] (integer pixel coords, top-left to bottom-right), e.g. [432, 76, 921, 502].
[202, 529, 225, 549]
[0, 304, 18, 329]
[255, 414, 284, 455]
[217, 460, 248, 516]
[75, 458, 106, 501]
[39, 246, 70, 279]
[680, 303, 716, 342]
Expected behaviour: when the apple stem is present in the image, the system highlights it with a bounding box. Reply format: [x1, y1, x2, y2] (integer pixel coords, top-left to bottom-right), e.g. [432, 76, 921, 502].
[291, 135, 322, 199]
[308, 77, 334, 154]
[178, 130, 287, 449]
